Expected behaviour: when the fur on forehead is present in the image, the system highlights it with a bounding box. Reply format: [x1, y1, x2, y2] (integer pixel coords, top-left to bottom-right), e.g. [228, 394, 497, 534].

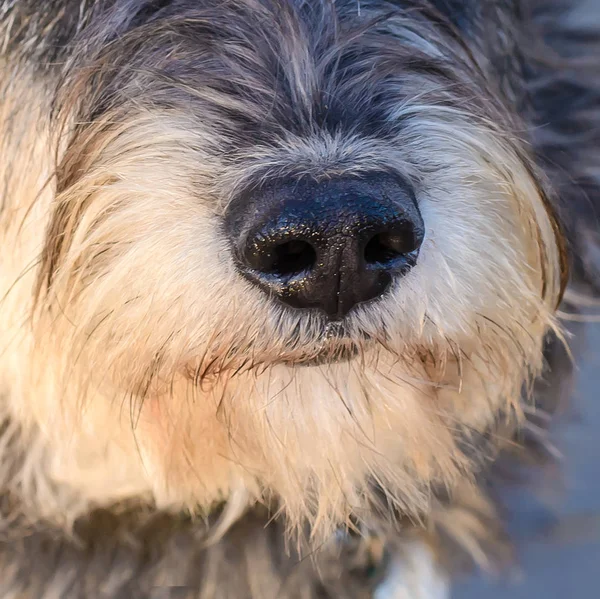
[48, 0, 514, 151]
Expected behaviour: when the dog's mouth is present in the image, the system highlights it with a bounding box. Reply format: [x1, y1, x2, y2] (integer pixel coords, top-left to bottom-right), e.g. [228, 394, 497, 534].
[284, 342, 361, 367]
[186, 322, 371, 382]
[281, 322, 368, 367]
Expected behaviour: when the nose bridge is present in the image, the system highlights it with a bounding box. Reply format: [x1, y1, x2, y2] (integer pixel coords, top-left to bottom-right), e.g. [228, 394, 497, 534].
[225, 174, 425, 319]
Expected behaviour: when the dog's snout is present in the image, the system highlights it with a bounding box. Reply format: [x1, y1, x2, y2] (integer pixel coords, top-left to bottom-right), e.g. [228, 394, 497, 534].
[225, 175, 424, 319]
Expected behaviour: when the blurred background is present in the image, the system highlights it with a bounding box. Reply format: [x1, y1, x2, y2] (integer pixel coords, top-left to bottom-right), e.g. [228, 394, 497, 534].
[458, 4, 600, 596]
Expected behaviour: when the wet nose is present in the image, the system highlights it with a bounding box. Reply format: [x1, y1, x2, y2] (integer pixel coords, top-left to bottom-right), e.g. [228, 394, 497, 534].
[225, 175, 425, 319]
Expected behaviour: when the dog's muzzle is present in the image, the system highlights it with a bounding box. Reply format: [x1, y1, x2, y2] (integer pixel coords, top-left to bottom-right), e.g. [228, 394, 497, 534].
[225, 174, 425, 320]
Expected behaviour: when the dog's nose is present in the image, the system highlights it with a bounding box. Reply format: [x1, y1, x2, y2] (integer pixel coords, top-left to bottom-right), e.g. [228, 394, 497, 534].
[225, 175, 424, 319]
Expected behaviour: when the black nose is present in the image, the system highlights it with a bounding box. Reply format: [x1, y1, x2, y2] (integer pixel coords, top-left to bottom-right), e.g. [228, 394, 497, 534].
[225, 175, 425, 319]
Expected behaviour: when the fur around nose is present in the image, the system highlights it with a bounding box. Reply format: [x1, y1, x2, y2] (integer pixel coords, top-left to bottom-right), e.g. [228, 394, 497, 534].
[225, 175, 425, 319]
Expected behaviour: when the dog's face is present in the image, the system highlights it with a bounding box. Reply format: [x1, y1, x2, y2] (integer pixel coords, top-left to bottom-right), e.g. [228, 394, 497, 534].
[29, 0, 565, 536]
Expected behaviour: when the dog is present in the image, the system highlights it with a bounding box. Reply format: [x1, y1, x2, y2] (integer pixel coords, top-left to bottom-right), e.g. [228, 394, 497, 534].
[0, 0, 598, 597]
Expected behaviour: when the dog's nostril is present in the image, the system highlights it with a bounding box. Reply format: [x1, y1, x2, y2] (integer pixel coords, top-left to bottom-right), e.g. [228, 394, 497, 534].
[267, 240, 316, 277]
[364, 230, 417, 266]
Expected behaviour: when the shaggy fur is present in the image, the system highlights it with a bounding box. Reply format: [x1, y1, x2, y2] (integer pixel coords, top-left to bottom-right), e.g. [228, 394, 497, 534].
[0, 0, 598, 597]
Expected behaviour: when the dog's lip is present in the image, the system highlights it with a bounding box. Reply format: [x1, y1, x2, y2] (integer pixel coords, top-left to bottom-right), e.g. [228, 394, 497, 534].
[283, 343, 361, 367]
[281, 323, 368, 367]
[187, 323, 369, 376]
